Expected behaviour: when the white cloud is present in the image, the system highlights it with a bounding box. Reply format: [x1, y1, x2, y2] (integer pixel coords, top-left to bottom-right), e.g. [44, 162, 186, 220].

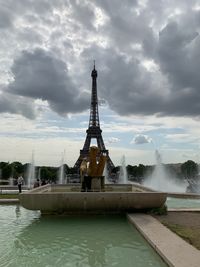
[0, 136, 82, 167]
[106, 137, 120, 144]
[131, 134, 152, 144]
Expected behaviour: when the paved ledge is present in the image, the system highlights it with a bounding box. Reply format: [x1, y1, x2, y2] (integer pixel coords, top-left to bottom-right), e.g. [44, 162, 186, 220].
[168, 208, 200, 212]
[168, 193, 200, 199]
[127, 214, 200, 267]
[0, 199, 19, 204]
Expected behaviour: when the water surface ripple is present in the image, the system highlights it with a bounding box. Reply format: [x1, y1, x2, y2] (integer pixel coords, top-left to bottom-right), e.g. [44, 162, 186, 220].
[0, 205, 167, 267]
[167, 197, 200, 209]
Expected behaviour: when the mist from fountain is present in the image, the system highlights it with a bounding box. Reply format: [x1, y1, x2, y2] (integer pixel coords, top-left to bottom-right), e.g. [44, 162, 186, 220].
[9, 177, 14, 186]
[143, 150, 187, 192]
[197, 162, 200, 188]
[38, 167, 41, 180]
[198, 163, 200, 193]
[27, 152, 35, 189]
[9, 164, 14, 186]
[119, 155, 128, 184]
[58, 151, 65, 184]
[186, 160, 200, 193]
[103, 162, 110, 184]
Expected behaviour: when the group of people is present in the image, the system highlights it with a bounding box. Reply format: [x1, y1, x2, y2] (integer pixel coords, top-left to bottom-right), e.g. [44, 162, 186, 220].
[17, 175, 47, 193]
[33, 179, 46, 188]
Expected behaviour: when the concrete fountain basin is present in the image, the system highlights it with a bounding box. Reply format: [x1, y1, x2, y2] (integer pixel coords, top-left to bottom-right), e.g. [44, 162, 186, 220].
[19, 183, 167, 214]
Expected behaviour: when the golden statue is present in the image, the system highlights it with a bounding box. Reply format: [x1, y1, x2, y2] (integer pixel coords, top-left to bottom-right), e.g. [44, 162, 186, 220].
[80, 146, 107, 191]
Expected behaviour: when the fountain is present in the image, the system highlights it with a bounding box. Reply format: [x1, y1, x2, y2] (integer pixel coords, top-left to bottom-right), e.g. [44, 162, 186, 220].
[58, 151, 65, 184]
[9, 164, 14, 186]
[119, 155, 128, 184]
[9, 176, 14, 186]
[19, 146, 167, 214]
[143, 150, 187, 192]
[103, 162, 110, 184]
[185, 161, 200, 193]
[27, 151, 35, 189]
[38, 167, 41, 180]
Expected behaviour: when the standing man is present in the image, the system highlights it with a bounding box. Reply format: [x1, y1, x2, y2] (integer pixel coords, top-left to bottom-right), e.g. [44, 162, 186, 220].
[17, 175, 24, 193]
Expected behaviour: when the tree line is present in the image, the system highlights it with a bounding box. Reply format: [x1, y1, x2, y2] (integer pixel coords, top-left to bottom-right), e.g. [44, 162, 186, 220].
[0, 160, 199, 184]
[126, 160, 199, 183]
[0, 161, 76, 184]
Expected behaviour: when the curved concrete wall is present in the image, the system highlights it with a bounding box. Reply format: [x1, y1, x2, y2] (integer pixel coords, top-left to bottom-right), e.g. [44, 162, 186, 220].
[19, 184, 167, 214]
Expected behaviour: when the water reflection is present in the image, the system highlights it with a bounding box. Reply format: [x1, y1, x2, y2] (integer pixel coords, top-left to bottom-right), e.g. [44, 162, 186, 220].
[15, 205, 21, 218]
[13, 216, 166, 267]
[167, 197, 200, 209]
[0, 206, 167, 267]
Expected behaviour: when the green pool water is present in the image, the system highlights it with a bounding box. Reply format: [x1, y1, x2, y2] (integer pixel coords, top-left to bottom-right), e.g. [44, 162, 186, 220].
[0, 205, 167, 267]
[166, 197, 200, 209]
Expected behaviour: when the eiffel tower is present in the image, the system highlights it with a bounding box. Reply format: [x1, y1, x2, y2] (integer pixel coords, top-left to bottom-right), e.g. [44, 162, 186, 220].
[74, 64, 115, 173]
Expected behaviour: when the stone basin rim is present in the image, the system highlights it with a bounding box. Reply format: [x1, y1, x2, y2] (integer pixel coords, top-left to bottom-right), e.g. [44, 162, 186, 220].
[19, 184, 167, 213]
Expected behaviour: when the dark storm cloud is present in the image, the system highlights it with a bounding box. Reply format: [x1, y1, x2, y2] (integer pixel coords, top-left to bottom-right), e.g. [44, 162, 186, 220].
[7, 49, 90, 116]
[155, 19, 200, 116]
[157, 21, 200, 89]
[93, 0, 152, 52]
[0, 93, 36, 119]
[1, 0, 200, 119]
[69, 0, 95, 31]
[80, 0, 200, 118]
[82, 46, 165, 116]
[2, 0, 54, 17]
[82, 36, 200, 118]
[0, 3, 14, 28]
[0, 0, 52, 29]
[17, 27, 43, 44]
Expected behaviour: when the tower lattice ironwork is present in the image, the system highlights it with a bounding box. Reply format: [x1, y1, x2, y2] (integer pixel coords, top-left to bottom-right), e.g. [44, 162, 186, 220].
[74, 64, 115, 172]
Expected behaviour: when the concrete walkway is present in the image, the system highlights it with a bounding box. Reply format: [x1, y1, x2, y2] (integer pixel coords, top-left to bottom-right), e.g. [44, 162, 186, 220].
[168, 192, 200, 199]
[128, 214, 200, 267]
[168, 208, 200, 212]
[0, 199, 19, 204]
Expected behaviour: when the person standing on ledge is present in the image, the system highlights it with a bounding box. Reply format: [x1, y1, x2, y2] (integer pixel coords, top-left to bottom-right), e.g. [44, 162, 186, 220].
[17, 175, 24, 193]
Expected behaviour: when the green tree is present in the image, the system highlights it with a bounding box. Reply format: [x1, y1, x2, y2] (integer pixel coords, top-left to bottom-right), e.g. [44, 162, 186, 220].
[40, 167, 51, 180]
[11, 161, 24, 178]
[2, 164, 12, 179]
[181, 160, 198, 180]
[137, 164, 146, 178]
[40, 167, 57, 183]
[0, 162, 8, 169]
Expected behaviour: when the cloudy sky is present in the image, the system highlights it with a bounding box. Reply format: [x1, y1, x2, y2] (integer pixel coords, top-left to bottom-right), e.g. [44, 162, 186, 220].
[1, 0, 200, 167]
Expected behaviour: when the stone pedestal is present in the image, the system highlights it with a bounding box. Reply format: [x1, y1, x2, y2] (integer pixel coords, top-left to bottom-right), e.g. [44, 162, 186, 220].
[81, 176, 105, 191]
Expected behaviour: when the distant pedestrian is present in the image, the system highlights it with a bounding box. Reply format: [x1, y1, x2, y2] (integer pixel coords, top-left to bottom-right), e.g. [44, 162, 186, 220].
[33, 179, 40, 188]
[17, 175, 24, 193]
[41, 180, 46, 186]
